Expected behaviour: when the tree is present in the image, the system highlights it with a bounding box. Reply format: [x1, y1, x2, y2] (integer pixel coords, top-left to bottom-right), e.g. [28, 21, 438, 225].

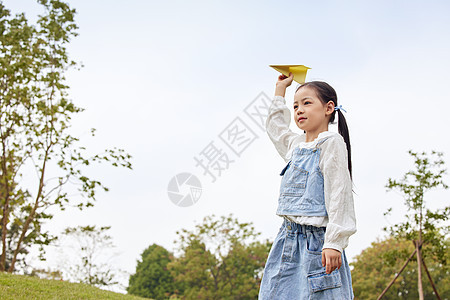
[166, 213, 271, 299]
[350, 236, 450, 300]
[380, 150, 449, 299]
[58, 225, 124, 290]
[0, 0, 132, 273]
[127, 244, 176, 300]
[127, 214, 272, 299]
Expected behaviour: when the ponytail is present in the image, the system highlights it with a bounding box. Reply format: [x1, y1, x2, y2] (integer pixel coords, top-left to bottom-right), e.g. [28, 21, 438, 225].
[336, 110, 352, 180]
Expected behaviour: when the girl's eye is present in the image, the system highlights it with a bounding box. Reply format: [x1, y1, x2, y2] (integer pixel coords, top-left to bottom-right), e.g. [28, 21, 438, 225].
[304, 101, 311, 105]
[293, 105, 298, 109]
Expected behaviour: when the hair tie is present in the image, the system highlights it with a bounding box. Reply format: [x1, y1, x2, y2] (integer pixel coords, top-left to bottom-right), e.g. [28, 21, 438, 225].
[334, 105, 347, 113]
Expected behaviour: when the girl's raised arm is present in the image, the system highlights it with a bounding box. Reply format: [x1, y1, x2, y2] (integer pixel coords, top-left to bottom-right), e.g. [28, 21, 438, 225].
[265, 72, 302, 162]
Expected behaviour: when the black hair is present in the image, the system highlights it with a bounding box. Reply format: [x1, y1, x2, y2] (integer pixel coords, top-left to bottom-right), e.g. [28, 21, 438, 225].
[295, 81, 352, 180]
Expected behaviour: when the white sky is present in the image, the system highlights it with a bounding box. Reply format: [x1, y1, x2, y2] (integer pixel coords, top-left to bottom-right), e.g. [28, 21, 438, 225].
[5, 0, 450, 293]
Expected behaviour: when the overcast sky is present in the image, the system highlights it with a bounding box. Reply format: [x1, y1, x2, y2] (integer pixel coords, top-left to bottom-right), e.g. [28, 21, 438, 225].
[6, 0, 450, 293]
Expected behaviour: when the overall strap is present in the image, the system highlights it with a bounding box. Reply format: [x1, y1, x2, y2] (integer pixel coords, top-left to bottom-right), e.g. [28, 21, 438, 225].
[314, 136, 332, 150]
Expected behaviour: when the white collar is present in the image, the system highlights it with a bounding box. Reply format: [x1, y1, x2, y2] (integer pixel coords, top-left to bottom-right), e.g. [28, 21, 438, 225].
[298, 131, 337, 146]
[285, 131, 339, 162]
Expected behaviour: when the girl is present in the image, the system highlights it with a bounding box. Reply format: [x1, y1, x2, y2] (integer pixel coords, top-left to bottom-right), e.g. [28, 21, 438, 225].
[258, 72, 357, 299]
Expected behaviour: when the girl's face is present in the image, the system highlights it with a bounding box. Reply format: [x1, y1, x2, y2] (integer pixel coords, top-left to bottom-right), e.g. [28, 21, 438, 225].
[293, 86, 334, 135]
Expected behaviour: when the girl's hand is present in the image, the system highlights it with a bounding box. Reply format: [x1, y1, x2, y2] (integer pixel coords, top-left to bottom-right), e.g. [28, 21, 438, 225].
[275, 72, 294, 97]
[322, 248, 342, 274]
[276, 72, 294, 88]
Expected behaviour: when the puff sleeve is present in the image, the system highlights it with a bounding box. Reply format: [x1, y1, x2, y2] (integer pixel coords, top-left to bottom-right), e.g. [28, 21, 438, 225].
[320, 135, 357, 253]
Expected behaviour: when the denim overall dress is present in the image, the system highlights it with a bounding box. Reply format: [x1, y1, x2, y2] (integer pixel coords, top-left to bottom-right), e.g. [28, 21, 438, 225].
[259, 137, 354, 299]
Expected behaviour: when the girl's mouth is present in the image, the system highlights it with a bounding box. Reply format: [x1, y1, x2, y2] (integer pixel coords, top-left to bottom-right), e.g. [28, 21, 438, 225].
[298, 117, 307, 122]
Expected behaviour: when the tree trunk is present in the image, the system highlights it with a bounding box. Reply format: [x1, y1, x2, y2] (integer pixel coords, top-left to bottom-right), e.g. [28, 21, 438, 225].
[0, 180, 10, 271]
[416, 240, 424, 300]
[417, 203, 424, 300]
[0, 136, 12, 271]
[8, 149, 49, 272]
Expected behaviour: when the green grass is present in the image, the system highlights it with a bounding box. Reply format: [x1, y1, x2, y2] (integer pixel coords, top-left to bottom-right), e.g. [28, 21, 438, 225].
[0, 272, 149, 300]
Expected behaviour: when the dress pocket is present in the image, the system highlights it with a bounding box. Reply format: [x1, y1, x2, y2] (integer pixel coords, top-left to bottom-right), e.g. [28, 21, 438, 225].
[308, 270, 342, 295]
[279, 161, 309, 196]
[305, 252, 343, 298]
[304, 229, 343, 298]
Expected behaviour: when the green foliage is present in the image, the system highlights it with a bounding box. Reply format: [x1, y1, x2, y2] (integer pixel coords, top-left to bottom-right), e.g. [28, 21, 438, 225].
[127, 244, 175, 300]
[0, 271, 146, 299]
[351, 236, 450, 300]
[167, 213, 271, 300]
[127, 214, 272, 299]
[384, 150, 449, 264]
[0, 0, 132, 272]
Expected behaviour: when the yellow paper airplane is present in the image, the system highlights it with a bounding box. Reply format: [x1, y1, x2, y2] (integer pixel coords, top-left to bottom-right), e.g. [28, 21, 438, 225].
[269, 65, 311, 84]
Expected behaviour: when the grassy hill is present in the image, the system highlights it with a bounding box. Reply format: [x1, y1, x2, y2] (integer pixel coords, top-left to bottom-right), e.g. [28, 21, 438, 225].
[0, 272, 149, 300]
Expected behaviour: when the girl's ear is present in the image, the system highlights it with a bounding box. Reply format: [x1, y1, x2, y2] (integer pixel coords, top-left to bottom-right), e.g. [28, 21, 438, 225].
[325, 101, 335, 116]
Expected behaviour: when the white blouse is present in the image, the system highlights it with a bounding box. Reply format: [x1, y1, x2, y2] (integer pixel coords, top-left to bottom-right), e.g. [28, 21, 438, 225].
[266, 95, 357, 253]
